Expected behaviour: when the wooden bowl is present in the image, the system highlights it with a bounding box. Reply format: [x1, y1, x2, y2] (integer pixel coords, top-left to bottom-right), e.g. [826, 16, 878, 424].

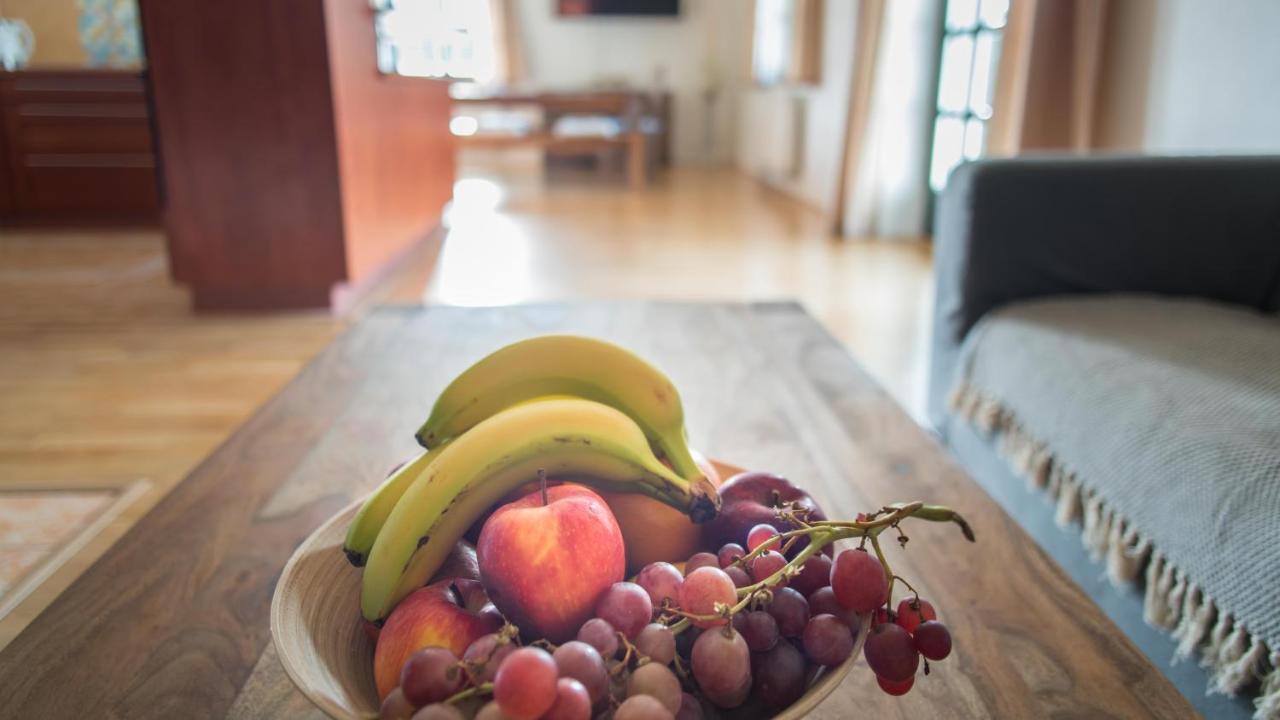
[271, 461, 868, 719]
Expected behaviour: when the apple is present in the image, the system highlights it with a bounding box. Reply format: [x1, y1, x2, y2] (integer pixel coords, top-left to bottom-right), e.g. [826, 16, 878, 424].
[478, 483, 625, 643]
[702, 471, 830, 557]
[373, 578, 503, 699]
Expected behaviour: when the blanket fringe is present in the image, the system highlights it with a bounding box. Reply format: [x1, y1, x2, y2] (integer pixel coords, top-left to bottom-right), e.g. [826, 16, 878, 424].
[950, 382, 1279, 719]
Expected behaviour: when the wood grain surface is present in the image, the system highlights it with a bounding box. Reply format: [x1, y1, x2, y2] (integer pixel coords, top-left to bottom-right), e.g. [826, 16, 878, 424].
[0, 303, 1198, 719]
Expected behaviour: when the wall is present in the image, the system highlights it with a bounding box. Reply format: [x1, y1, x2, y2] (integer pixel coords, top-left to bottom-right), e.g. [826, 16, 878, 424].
[735, 0, 857, 212]
[511, 0, 748, 166]
[3, 0, 142, 68]
[1097, 0, 1280, 153]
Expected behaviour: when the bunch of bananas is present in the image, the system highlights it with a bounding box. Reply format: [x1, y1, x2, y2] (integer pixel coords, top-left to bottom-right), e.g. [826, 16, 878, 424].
[343, 335, 721, 623]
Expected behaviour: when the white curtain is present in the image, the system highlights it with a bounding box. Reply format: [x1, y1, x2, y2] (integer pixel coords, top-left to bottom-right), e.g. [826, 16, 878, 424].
[841, 0, 942, 239]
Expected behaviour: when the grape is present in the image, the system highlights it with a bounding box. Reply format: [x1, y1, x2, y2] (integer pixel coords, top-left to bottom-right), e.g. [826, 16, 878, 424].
[767, 587, 810, 638]
[863, 623, 919, 682]
[873, 607, 898, 626]
[802, 614, 854, 666]
[717, 543, 745, 568]
[411, 704, 465, 720]
[685, 552, 719, 575]
[746, 523, 780, 551]
[577, 618, 619, 658]
[675, 625, 701, 658]
[807, 587, 859, 630]
[595, 582, 654, 639]
[877, 674, 914, 696]
[913, 620, 952, 660]
[637, 562, 684, 609]
[493, 647, 558, 720]
[635, 623, 676, 665]
[749, 550, 788, 586]
[724, 565, 752, 589]
[615, 694, 675, 720]
[399, 647, 463, 707]
[691, 628, 751, 708]
[678, 567, 738, 628]
[790, 553, 833, 597]
[830, 548, 888, 612]
[751, 640, 807, 709]
[463, 633, 516, 683]
[474, 701, 512, 720]
[738, 610, 779, 652]
[627, 662, 683, 713]
[552, 640, 609, 704]
[379, 688, 415, 720]
[896, 597, 937, 634]
[542, 677, 592, 720]
[676, 692, 703, 720]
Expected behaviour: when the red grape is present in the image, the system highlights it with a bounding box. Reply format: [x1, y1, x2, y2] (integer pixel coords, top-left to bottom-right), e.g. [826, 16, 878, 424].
[749, 550, 788, 586]
[751, 640, 807, 708]
[830, 548, 888, 612]
[400, 647, 463, 707]
[679, 567, 738, 628]
[615, 694, 675, 720]
[767, 587, 809, 638]
[493, 647, 558, 720]
[790, 554, 833, 597]
[627, 662, 682, 713]
[635, 623, 676, 665]
[913, 620, 952, 660]
[552, 641, 609, 704]
[685, 552, 720, 574]
[691, 628, 751, 708]
[896, 597, 937, 634]
[379, 688, 415, 720]
[738, 610, 780, 652]
[637, 562, 684, 609]
[746, 524, 780, 552]
[724, 565, 752, 588]
[717, 543, 746, 568]
[542, 678, 592, 720]
[463, 633, 516, 683]
[802, 614, 853, 666]
[596, 582, 654, 639]
[808, 587, 860, 630]
[863, 623, 919, 682]
[577, 618, 619, 658]
[474, 701, 511, 720]
[877, 674, 915, 696]
[411, 704, 465, 720]
[676, 692, 703, 720]
[873, 607, 898, 626]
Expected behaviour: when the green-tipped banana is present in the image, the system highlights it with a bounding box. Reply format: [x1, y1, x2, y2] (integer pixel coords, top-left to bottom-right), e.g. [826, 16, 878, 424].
[363, 397, 719, 622]
[415, 335, 705, 484]
[342, 448, 439, 567]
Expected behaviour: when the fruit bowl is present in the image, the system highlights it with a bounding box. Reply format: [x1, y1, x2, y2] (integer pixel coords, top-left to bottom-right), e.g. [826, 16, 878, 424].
[271, 460, 870, 720]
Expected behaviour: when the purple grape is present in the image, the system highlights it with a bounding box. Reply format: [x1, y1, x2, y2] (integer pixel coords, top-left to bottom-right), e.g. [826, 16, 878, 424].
[767, 587, 810, 638]
[552, 641, 608, 704]
[691, 627, 751, 708]
[803, 614, 854, 666]
[595, 582, 653, 639]
[738, 610, 780, 652]
[913, 620, 952, 660]
[864, 623, 919, 682]
[751, 640, 807, 708]
[635, 623, 676, 665]
[577, 618, 619, 658]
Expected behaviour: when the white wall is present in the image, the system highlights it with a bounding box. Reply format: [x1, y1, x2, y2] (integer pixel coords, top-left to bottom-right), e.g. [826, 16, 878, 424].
[1098, 0, 1280, 153]
[511, 0, 749, 166]
[735, 0, 857, 211]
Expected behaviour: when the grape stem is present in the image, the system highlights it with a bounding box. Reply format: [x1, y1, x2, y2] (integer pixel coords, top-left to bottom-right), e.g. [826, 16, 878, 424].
[445, 682, 493, 705]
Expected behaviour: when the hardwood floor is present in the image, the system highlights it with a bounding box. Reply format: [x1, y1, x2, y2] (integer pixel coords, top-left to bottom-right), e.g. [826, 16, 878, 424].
[0, 163, 932, 648]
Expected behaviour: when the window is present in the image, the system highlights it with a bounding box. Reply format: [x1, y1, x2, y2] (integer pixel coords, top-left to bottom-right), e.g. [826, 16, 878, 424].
[928, 0, 1008, 191]
[374, 0, 497, 81]
[751, 0, 822, 86]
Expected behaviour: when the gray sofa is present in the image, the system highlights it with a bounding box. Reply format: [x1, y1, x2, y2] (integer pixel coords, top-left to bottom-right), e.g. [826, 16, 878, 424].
[929, 156, 1280, 720]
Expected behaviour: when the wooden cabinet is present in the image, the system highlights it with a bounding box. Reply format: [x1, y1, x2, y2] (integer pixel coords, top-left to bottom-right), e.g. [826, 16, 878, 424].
[0, 70, 159, 223]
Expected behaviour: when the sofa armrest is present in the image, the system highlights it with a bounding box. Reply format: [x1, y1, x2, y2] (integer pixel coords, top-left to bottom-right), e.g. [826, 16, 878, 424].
[928, 155, 1280, 431]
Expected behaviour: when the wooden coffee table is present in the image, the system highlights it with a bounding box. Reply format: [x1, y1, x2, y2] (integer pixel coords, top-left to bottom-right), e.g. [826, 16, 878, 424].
[0, 303, 1196, 718]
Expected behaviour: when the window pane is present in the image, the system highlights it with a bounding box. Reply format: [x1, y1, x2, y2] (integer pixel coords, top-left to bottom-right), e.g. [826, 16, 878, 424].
[946, 0, 979, 31]
[752, 0, 794, 85]
[968, 31, 999, 119]
[963, 118, 985, 160]
[930, 116, 966, 191]
[937, 34, 975, 114]
[979, 0, 1009, 29]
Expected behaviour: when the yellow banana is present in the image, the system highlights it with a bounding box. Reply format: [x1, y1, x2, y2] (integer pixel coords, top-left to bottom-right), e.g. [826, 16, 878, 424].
[342, 448, 437, 567]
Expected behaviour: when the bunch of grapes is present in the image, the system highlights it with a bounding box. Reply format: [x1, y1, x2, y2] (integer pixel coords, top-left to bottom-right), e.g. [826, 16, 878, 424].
[381, 502, 968, 719]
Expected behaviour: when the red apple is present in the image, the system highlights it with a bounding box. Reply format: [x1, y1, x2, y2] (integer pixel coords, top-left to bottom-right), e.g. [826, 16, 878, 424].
[373, 578, 503, 700]
[702, 472, 830, 557]
[478, 483, 625, 643]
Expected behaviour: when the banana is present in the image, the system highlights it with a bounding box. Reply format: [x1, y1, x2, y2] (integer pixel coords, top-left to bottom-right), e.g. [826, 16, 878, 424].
[414, 335, 706, 485]
[342, 448, 438, 567]
[363, 397, 720, 622]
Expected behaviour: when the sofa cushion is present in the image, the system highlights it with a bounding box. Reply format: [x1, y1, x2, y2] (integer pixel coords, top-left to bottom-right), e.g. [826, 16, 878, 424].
[948, 294, 1280, 706]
